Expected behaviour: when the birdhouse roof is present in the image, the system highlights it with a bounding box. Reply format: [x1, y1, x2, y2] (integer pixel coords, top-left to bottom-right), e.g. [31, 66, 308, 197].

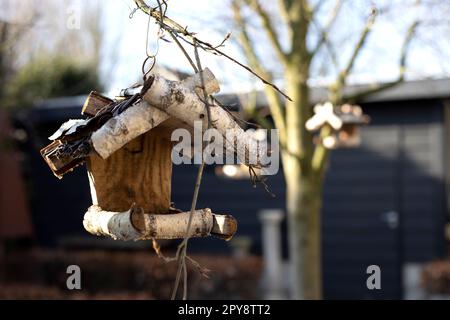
[41, 68, 267, 178]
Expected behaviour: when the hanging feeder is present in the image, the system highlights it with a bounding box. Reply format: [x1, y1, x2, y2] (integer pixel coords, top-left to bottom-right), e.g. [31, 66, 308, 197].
[41, 69, 269, 242]
[306, 102, 370, 149]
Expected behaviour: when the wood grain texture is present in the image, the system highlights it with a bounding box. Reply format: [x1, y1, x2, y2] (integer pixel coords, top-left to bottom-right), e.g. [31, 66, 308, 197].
[82, 91, 113, 117]
[87, 125, 172, 214]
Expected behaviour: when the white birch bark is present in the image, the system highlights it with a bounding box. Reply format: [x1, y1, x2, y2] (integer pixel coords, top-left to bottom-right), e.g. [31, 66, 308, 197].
[90, 101, 170, 159]
[90, 70, 222, 159]
[142, 68, 268, 167]
[83, 206, 235, 241]
[49, 69, 268, 167]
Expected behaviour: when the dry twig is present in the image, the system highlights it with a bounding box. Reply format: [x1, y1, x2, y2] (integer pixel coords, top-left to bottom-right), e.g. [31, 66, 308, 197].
[133, 0, 292, 101]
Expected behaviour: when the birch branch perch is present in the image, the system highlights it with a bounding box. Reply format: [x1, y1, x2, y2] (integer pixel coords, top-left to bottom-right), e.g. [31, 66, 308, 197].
[83, 205, 237, 241]
[142, 68, 270, 167]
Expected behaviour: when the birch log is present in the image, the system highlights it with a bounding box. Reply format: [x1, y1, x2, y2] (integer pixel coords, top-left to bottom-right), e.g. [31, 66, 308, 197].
[91, 101, 170, 159]
[90, 69, 221, 160]
[83, 205, 237, 241]
[142, 68, 268, 167]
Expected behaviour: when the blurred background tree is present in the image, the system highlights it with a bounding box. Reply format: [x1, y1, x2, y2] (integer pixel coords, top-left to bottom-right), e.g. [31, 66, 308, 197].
[228, 0, 450, 299]
[0, 0, 106, 109]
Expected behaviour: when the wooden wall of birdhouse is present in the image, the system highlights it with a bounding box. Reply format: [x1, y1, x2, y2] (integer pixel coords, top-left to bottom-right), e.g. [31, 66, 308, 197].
[87, 124, 173, 214]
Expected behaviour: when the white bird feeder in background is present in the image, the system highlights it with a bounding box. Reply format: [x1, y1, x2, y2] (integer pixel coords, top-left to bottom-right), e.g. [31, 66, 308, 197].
[306, 102, 370, 149]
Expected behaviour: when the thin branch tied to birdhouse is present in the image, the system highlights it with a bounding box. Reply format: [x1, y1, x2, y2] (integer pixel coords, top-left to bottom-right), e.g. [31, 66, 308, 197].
[41, 69, 272, 242]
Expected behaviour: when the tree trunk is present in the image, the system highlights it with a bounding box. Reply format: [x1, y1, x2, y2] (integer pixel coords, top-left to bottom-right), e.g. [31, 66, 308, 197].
[283, 60, 323, 299]
[286, 168, 323, 300]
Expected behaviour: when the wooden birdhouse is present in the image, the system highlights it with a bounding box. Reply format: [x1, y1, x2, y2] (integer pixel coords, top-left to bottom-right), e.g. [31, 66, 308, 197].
[40, 69, 267, 242]
[306, 102, 370, 149]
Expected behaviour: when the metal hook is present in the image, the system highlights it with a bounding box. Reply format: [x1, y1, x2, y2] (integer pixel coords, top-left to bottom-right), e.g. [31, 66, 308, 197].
[129, 7, 138, 19]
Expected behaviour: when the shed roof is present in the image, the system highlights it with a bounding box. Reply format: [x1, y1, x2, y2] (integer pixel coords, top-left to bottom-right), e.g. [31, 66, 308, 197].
[31, 78, 450, 121]
[218, 78, 450, 109]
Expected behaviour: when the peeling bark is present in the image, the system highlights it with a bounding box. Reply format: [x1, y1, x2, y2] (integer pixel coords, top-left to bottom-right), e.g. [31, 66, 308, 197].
[83, 205, 237, 241]
[142, 68, 269, 167]
[91, 101, 170, 159]
[83, 205, 142, 241]
[90, 70, 220, 160]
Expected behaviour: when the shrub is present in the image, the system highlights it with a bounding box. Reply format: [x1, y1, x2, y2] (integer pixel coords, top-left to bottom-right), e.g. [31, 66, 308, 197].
[4, 55, 102, 109]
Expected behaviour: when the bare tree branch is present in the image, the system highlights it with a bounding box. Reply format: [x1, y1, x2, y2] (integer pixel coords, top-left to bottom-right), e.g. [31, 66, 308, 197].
[276, 0, 312, 59]
[277, 0, 291, 24]
[311, 124, 332, 175]
[232, 0, 287, 145]
[133, 0, 292, 101]
[344, 20, 420, 103]
[311, 0, 343, 57]
[244, 0, 288, 66]
[338, 7, 378, 87]
[311, 6, 378, 177]
[313, 16, 420, 177]
[287, 0, 312, 60]
[312, 0, 328, 14]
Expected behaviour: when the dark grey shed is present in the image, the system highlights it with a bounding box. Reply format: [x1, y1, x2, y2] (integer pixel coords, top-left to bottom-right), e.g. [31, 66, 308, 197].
[220, 78, 450, 299]
[17, 78, 450, 299]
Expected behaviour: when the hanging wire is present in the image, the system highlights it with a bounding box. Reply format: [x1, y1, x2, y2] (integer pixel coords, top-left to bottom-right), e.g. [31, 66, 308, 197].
[140, 0, 169, 81]
[131, 0, 275, 301]
[129, 7, 139, 19]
